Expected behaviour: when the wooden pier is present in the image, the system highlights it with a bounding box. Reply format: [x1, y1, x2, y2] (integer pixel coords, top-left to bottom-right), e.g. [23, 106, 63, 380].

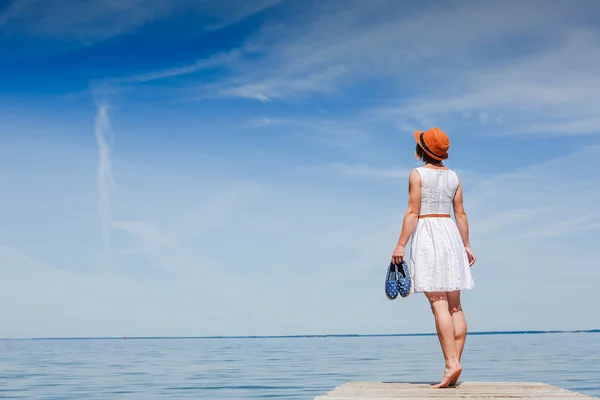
[314, 382, 599, 399]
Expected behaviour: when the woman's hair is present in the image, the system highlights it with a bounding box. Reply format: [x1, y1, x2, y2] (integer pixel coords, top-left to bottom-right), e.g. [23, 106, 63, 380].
[415, 144, 443, 165]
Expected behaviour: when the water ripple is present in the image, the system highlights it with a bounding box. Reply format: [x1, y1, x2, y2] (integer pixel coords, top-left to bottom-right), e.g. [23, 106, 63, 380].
[0, 333, 598, 399]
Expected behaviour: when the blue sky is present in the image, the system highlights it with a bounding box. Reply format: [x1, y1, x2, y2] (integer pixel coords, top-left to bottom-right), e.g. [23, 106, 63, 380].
[1, 0, 599, 338]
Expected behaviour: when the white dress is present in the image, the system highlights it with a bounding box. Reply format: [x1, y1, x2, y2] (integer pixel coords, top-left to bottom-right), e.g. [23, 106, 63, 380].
[409, 167, 475, 293]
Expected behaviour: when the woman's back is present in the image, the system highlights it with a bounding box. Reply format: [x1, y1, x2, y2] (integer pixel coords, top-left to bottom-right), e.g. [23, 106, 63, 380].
[416, 167, 459, 216]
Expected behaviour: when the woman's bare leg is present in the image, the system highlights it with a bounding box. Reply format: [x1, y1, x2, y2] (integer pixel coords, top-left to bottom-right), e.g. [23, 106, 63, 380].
[447, 290, 466, 385]
[425, 292, 462, 388]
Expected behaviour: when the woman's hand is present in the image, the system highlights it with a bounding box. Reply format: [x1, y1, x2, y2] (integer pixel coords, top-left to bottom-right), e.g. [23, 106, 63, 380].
[391, 245, 405, 264]
[465, 246, 476, 266]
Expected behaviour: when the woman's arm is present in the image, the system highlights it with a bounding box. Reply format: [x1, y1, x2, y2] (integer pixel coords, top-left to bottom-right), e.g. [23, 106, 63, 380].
[452, 181, 470, 246]
[453, 180, 476, 266]
[391, 169, 421, 264]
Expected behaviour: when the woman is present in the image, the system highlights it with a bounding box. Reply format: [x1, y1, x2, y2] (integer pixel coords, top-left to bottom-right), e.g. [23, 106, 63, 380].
[391, 127, 476, 388]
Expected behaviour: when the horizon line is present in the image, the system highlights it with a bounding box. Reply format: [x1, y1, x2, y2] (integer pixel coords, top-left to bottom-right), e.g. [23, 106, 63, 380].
[2, 328, 599, 341]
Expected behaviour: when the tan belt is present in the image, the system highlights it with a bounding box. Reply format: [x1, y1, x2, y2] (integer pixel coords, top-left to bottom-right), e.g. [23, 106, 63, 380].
[418, 213, 451, 219]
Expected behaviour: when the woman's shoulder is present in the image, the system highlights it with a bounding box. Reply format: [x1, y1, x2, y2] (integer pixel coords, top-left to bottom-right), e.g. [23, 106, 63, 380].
[416, 166, 460, 182]
[409, 168, 422, 179]
[416, 166, 454, 173]
[442, 167, 460, 179]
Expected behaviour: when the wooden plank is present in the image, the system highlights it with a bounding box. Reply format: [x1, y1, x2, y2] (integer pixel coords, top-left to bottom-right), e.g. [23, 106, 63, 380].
[314, 382, 599, 399]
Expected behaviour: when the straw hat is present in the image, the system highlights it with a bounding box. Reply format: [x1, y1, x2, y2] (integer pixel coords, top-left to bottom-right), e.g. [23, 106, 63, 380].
[413, 127, 450, 161]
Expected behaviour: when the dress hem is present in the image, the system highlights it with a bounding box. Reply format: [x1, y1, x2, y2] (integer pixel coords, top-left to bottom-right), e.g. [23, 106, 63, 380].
[412, 283, 475, 293]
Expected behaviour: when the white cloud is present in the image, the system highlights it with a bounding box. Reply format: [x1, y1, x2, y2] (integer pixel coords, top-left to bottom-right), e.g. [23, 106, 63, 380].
[204, 0, 282, 31]
[116, 50, 242, 84]
[100, 0, 600, 138]
[94, 102, 115, 259]
[246, 116, 294, 128]
[111, 221, 178, 255]
[202, 0, 585, 101]
[377, 29, 600, 136]
[298, 163, 410, 180]
[0, 0, 282, 45]
[216, 66, 349, 101]
[110, 181, 263, 277]
[519, 213, 600, 239]
[466, 144, 600, 239]
[0, 0, 174, 43]
[0, 246, 64, 277]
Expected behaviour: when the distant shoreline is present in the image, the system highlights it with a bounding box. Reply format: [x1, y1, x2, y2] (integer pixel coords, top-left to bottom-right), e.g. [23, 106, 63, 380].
[2, 329, 598, 341]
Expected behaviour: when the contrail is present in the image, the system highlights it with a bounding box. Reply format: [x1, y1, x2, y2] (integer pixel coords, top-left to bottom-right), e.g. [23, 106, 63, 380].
[94, 103, 115, 258]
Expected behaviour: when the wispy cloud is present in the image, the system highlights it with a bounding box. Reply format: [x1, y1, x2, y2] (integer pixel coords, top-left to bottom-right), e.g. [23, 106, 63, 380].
[216, 66, 349, 102]
[1, 0, 283, 46]
[242, 116, 388, 158]
[204, 0, 282, 31]
[112, 181, 262, 271]
[194, 0, 564, 100]
[465, 144, 600, 242]
[114, 50, 241, 84]
[520, 213, 600, 239]
[93, 102, 115, 259]
[245, 116, 294, 128]
[111, 221, 178, 255]
[0, 0, 174, 44]
[298, 163, 410, 180]
[470, 207, 550, 237]
[0, 245, 61, 274]
[111, 0, 600, 138]
[376, 29, 600, 136]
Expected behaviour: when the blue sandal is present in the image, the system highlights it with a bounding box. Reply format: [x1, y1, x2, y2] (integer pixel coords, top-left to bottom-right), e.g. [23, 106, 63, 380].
[385, 262, 400, 300]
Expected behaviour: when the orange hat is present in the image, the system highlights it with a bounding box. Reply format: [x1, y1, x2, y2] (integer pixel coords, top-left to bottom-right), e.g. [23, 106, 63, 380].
[413, 127, 450, 161]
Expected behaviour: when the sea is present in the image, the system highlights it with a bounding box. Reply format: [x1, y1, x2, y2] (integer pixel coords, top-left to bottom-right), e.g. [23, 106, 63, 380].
[0, 331, 598, 399]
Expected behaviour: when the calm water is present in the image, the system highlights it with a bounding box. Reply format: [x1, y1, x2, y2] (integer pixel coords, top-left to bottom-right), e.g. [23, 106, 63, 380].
[0, 332, 598, 399]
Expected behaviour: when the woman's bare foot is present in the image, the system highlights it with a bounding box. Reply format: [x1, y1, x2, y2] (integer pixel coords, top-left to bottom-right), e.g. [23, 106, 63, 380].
[433, 365, 462, 388]
[449, 370, 461, 386]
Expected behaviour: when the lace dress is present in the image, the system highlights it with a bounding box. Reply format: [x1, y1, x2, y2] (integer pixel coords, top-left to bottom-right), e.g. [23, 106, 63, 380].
[409, 167, 475, 293]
